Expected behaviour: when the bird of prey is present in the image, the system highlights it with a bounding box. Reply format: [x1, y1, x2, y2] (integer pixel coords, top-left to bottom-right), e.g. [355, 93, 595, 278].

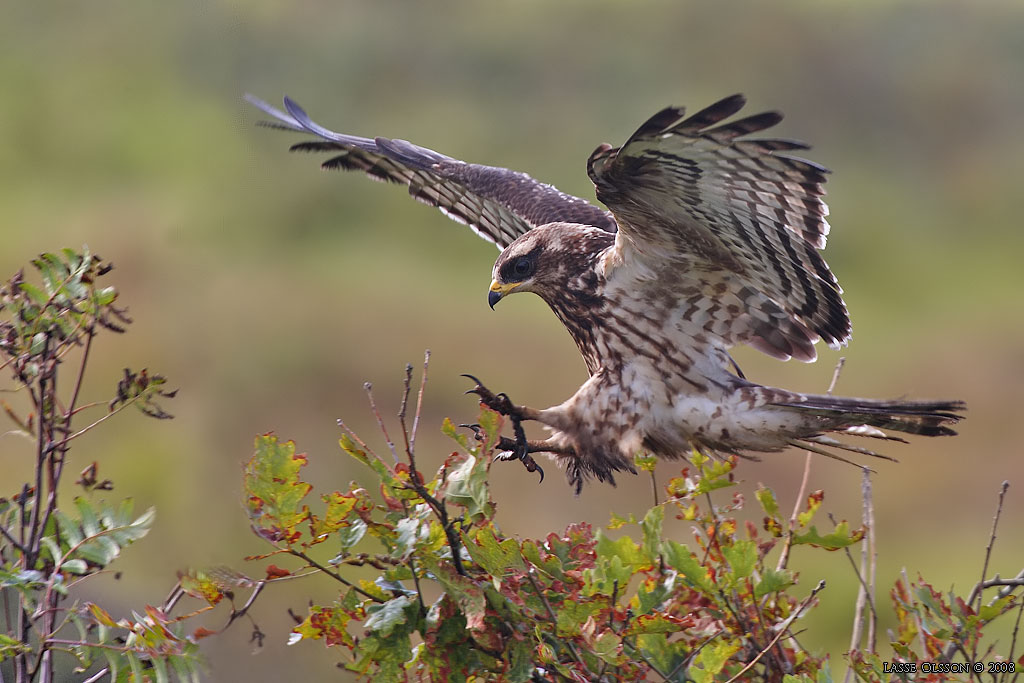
[247, 93, 964, 492]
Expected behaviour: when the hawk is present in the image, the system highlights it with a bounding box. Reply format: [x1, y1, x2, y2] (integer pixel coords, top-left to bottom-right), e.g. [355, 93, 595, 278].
[248, 93, 964, 492]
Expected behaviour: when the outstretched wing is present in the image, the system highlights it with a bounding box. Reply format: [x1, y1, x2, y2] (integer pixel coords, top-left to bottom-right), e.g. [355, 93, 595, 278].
[587, 93, 849, 362]
[247, 95, 617, 250]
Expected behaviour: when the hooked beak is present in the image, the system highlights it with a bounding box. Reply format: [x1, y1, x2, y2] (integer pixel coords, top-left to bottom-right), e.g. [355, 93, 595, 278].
[488, 279, 523, 309]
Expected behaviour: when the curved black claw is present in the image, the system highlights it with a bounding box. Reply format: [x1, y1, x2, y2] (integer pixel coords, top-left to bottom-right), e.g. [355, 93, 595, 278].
[459, 423, 485, 442]
[461, 374, 517, 416]
[525, 457, 545, 484]
[493, 437, 544, 483]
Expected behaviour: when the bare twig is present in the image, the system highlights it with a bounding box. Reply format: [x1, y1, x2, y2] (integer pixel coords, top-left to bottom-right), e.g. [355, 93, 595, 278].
[364, 382, 400, 463]
[388, 356, 465, 576]
[826, 357, 846, 395]
[1008, 593, 1024, 679]
[779, 358, 844, 575]
[398, 363, 414, 454]
[975, 481, 1010, 613]
[938, 482, 1015, 664]
[410, 350, 430, 455]
[776, 453, 812, 573]
[845, 468, 878, 659]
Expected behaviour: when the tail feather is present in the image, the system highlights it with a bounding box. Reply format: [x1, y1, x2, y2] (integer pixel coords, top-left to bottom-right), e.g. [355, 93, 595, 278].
[775, 394, 966, 437]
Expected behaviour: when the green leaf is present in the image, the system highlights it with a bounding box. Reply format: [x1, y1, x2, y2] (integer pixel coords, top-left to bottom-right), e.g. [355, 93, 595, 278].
[596, 530, 647, 569]
[61, 559, 89, 575]
[792, 521, 864, 550]
[424, 557, 487, 632]
[465, 525, 525, 576]
[755, 485, 781, 519]
[506, 636, 535, 682]
[664, 540, 714, 594]
[797, 490, 824, 528]
[244, 434, 312, 545]
[394, 516, 428, 560]
[754, 568, 795, 598]
[555, 600, 600, 636]
[19, 282, 49, 306]
[292, 603, 355, 647]
[311, 491, 358, 538]
[364, 595, 414, 637]
[338, 518, 368, 550]
[691, 639, 740, 683]
[723, 539, 757, 581]
[640, 505, 664, 561]
[340, 434, 398, 489]
[445, 454, 492, 520]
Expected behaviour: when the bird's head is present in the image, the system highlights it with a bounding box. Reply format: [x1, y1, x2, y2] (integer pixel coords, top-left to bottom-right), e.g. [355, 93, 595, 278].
[488, 223, 614, 309]
[488, 232, 545, 309]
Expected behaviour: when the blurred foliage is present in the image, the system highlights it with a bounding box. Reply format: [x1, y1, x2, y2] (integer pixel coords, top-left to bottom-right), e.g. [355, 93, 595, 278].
[1, 1, 1022, 680]
[0, 250, 197, 681]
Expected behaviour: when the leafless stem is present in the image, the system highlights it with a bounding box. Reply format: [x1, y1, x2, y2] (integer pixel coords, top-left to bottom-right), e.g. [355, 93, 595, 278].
[975, 481, 1010, 613]
[826, 357, 846, 395]
[410, 350, 430, 455]
[839, 474, 878, 675]
[364, 382, 399, 463]
[1008, 593, 1024, 678]
[776, 453, 812, 573]
[779, 358, 844, 575]
[337, 418, 382, 464]
[398, 363, 414, 454]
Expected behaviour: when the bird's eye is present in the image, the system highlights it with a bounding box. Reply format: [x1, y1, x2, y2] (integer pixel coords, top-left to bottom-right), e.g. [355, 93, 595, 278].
[513, 257, 533, 279]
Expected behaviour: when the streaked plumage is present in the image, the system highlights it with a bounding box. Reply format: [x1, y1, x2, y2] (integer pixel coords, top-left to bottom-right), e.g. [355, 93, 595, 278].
[248, 93, 964, 492]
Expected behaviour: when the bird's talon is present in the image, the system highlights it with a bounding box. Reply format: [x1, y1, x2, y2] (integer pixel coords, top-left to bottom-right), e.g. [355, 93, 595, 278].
[492, 450, 516, 463]
[459, 424, 485, 442]
[524, 457, 545, 483]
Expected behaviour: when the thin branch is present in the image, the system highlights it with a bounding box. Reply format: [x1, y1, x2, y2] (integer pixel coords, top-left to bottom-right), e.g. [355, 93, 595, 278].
[409, 350, 430, 455]
[977, 571, 1024, 594]
[846, 469, 879, 655]
[832, 512, 877, 635]
[938, 482, 1016, 664]
[398, 363, 414, 455]
[666, 629, 725, 680]
[1008, 594, 1024, 680]
[776, 452, 812, 573]
[826, 357, 846, 395]
[336, 418, 382, 464]
[220, 582, 266, 631]
[364, 382, 399, 463]
[724, 580, 826, 683]
[50, 396, 146, 449]
[779, 358, 843, 575]
[288, 548, 384, 603]
[0, 522, 26, 554]
[976, 481, 1010, 614]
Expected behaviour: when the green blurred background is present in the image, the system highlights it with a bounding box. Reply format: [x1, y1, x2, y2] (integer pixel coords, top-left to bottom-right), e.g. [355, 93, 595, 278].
[2, 0, 1022, 679]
